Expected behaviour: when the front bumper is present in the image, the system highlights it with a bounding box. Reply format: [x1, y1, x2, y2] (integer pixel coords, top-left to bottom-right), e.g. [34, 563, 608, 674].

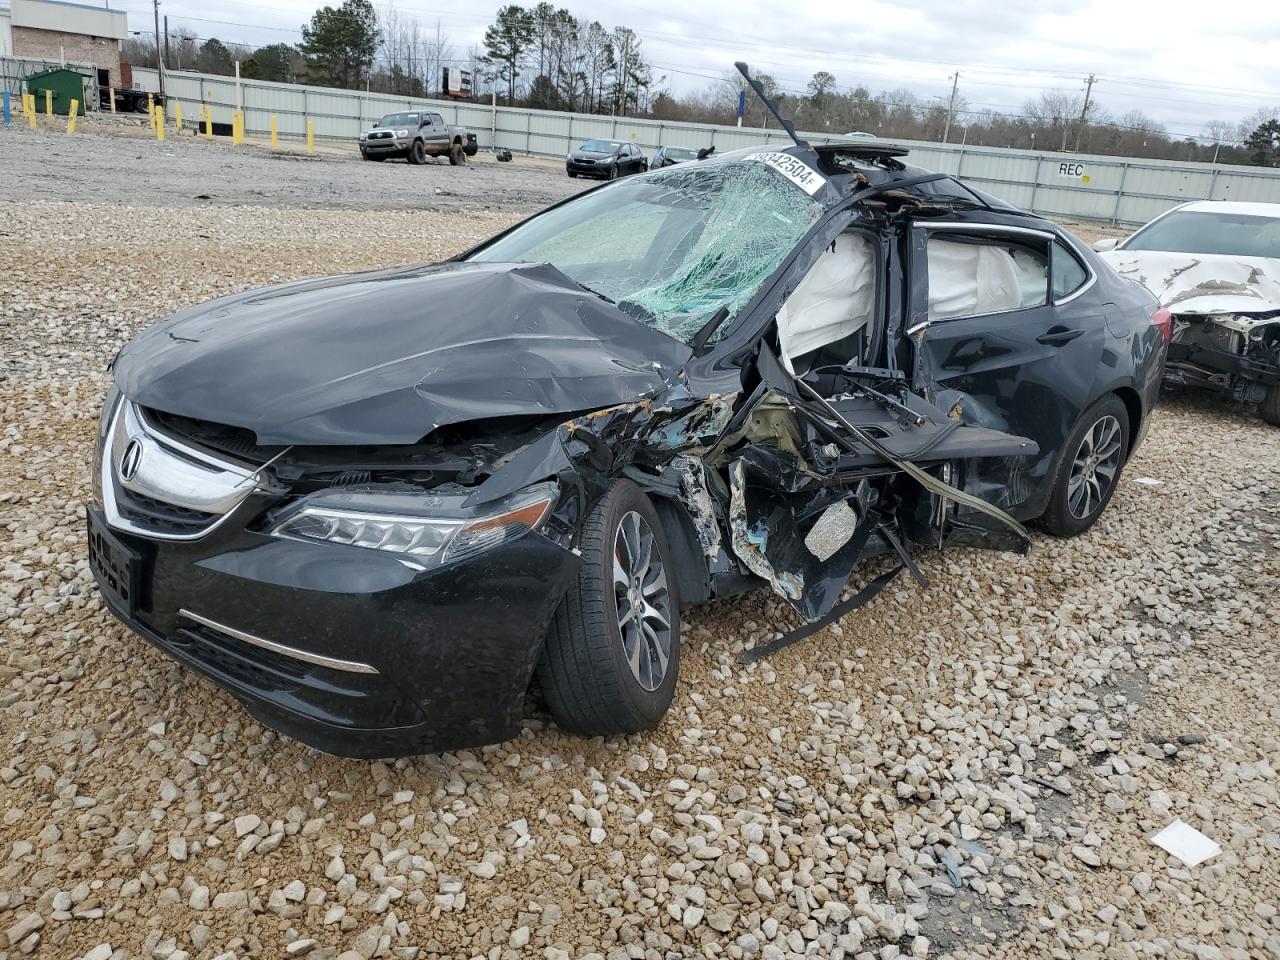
[566, 159, 611, 177]
[361, 138, 410, 157]
[1165, 341, 1280, 398]
[90, 503, 579, 757]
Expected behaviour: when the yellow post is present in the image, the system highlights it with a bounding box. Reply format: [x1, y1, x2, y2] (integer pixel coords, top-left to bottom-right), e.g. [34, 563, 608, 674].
[26, 94, 36, 128]
[270, 115, 278, 150]
[45, 88, 52, 116]
[108, 87, 116, 113]
[203, 106, 212, 140]
[306, 119, 314, 154]
[156, 106, 165, 141]
[233, 112, 243, 145]
[67, 99, 78, 133]
[174, 101, 182, 133]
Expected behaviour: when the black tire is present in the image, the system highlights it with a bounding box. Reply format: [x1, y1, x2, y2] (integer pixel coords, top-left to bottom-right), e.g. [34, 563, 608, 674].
[1261, 385, 1280, 427]
[448, 142, 465, 165]
[536, 481, 681, 737]
[1040, 394, 1130, 538]
[607, 164, 619, 181]
[408, 140, 426, 165]
[568, 171, 578, 178]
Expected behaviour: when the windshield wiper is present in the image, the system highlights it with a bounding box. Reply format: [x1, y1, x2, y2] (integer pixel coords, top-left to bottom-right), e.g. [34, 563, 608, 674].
[574, 281, 615, 304]
[690, 305, 731, 354]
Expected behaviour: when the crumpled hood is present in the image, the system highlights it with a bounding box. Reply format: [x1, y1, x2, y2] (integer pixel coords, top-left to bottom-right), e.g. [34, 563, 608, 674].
[114, 261, 691, 445]
[1101, 249, 1280, 316]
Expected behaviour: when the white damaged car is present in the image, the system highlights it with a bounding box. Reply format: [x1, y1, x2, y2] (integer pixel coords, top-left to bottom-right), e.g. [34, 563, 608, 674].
[1094, 200, 1280, 425]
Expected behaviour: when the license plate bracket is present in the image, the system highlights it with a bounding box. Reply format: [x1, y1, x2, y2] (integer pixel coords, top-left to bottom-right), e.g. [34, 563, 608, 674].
[88, 512, 141, 617]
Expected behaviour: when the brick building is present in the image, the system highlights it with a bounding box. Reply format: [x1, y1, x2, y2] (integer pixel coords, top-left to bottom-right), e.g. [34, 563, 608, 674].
[2, 0, 129, 89]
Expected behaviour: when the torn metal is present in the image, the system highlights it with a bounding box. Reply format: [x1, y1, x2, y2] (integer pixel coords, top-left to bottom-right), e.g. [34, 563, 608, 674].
[1102, 249, 1280, 403]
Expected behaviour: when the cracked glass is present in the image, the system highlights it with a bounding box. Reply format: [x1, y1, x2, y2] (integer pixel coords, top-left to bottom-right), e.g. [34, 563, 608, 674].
[468, 160, 824, 344]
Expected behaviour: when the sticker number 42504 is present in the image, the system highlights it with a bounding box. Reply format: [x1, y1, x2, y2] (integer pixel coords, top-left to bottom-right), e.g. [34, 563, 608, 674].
[754, 151, 827, 196]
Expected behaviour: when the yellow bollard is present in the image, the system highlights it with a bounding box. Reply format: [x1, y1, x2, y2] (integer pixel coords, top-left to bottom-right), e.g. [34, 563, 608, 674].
[270, 115, 278, 150]
[174, 101, 182, 133]
[306, 119, 314, 154]
[108, 87, 116, 113]
[26, 94, 36, 128]
[203, 106, 212, 140]
[67, 99, 78, 134]
[156, 106, 165, 141]
[45, 88, 52, 116]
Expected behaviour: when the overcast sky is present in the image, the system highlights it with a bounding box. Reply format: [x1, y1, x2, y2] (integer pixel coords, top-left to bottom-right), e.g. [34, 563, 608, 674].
[116, 0, 1280, 141]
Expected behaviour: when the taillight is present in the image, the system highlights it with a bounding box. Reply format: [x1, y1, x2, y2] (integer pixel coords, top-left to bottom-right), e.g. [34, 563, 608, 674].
[1151, 308, 1173, 343]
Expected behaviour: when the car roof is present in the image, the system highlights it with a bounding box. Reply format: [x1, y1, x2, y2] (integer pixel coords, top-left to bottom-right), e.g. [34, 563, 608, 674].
[1177, 200, 1280, 218]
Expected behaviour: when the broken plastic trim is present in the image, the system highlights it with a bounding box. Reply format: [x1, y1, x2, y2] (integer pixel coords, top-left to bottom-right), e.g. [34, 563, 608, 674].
[739, 563, 904, 663]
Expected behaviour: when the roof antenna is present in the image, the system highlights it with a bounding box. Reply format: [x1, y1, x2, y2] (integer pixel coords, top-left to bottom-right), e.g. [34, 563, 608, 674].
[735, 61, 808, 149]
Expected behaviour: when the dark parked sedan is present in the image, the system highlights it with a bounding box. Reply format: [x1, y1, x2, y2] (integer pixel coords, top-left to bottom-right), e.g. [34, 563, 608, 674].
[90, 141, 1167, 757]
[566, 139, 647, 179]
[653, 145, 699, 168]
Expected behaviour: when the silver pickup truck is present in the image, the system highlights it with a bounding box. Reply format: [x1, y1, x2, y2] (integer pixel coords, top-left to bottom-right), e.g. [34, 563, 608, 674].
[359, 111, 479, 165]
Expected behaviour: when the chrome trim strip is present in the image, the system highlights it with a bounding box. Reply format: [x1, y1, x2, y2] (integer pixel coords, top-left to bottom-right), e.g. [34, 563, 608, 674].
[923, 220, 1058, 240]
[178, 608, 380, 675]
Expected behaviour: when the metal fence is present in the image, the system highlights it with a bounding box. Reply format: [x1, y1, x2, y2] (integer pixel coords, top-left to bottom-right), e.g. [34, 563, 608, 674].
[1, 55, 100, 101]
[52, 62, 1280, 226]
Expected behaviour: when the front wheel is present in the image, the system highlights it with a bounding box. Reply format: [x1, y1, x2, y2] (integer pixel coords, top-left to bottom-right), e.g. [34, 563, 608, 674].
[607, 164, 619, 181]
[536, 481, 681, 737]
[1260, 385, 1280, 426]
[1040, 394, 1130, 537]
[408, 140, 426, 165]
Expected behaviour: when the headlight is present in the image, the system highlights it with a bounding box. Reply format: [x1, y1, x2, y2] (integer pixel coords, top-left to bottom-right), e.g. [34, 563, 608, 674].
[268, 481, 557, 567]
[395, 129, 409, 138]
[92, 384, 122, 509]
[359, 133, 367, 141]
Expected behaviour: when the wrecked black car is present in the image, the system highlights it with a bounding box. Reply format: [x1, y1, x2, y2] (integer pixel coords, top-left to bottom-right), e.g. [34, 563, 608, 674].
[89, 129, 1167, 758]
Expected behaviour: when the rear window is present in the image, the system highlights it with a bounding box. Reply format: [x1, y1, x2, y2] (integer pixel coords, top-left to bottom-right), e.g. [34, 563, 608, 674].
[1051, 241, 1089, 300]
[1125, 210, 1280, 259]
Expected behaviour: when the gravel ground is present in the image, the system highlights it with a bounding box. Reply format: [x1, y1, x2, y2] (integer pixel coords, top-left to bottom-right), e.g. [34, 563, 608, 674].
[0, 118, 586, 214]
[1, 125, 1278, 960]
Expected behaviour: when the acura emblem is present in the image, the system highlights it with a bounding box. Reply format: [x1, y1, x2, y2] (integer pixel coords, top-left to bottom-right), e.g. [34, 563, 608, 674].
[119, 439, 144, 482]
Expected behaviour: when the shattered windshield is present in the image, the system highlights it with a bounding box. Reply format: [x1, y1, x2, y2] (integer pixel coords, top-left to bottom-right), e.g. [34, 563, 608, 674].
[468, 160, 825, 344]
[1126, 211, 1280, 259]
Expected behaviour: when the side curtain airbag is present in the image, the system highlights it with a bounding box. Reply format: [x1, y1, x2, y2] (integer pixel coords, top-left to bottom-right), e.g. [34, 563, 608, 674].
[778, 233, 876, 373]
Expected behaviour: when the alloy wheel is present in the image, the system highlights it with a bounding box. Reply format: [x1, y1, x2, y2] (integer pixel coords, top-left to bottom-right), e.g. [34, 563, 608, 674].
[1067, 414, 1122, 519]
[612, 511, 672, 692]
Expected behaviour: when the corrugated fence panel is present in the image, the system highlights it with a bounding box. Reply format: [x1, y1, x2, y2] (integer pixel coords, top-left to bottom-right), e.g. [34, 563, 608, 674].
[112, 65, 1280, 225]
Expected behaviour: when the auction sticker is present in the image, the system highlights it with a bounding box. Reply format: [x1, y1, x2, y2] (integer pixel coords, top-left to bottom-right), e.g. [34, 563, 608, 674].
[753, 151, 827, 196]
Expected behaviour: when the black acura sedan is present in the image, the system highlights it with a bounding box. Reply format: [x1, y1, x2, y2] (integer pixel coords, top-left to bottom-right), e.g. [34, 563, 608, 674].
[89, 142, 1167, 758]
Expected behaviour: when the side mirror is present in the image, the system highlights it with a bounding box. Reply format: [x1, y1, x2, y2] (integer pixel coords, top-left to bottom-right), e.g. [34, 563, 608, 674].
[1092, 238, 1121, 252]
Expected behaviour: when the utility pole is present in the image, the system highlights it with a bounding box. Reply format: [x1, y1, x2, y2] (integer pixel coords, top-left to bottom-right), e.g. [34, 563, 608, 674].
[163, 15, 170, 68]
[152, 0, 165, 100]
[942, 71, 959, 143]
[1074, 73, 1097, 152]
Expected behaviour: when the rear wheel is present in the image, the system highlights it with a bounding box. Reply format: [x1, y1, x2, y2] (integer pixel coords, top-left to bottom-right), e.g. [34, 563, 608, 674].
[536, 481, 680, 737]
[408, 140, 426, 165]
[449, 142, 465, 165]
[1261, 385, 1280, 427]
[1040, 394, 1130, 537]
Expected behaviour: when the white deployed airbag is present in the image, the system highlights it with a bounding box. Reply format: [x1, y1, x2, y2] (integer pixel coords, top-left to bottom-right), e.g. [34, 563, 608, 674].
[779, 233, 876, 373]
[927, 238, 1026, 321]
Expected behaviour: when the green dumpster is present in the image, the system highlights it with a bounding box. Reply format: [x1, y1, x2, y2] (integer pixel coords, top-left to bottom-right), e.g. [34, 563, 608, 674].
[26, 68, 88, 116]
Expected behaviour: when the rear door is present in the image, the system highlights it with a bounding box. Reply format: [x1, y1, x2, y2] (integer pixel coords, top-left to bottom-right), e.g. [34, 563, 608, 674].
[907, 221, 1107, 516]
[426, 113, 448, 150]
